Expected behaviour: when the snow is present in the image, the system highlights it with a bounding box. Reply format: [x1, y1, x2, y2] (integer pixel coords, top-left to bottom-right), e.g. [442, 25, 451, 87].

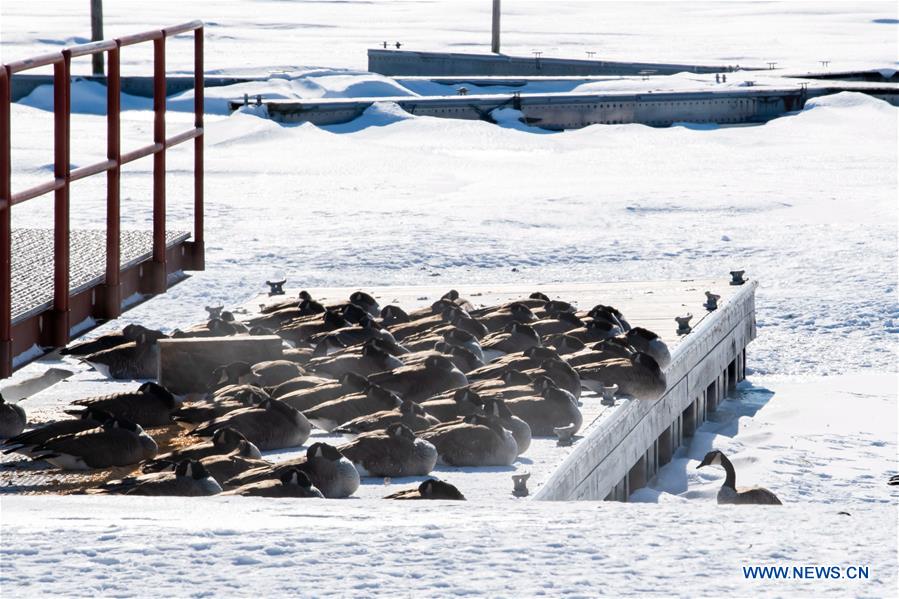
[1, 1, 897, 595]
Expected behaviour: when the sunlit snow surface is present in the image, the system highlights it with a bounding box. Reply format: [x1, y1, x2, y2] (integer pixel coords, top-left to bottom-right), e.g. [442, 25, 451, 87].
[1, 1, 897, 596]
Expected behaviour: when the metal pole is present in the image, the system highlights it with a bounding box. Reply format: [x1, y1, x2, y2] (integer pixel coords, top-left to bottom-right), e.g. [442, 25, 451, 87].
[53, 55, 71, 346]
[151, 36, 166, 293]
[91, 0, 104, 76]
[0, 67, 12, 377]
[491, 0, 501, 54]
[103, 44, 121, 318]
[192, 27, 205, 270]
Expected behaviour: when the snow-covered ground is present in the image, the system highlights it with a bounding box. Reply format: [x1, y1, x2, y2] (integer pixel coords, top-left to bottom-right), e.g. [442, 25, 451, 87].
[1, 1, 897, 596]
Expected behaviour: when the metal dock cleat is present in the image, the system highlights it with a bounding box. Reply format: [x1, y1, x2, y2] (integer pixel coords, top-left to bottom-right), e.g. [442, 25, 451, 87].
[703, 292, 720, 311]
[676, 314, 693, 336]
[729, 270, 746, 285]
[266, 279, 286, 296]
[512, 472, 531, 497]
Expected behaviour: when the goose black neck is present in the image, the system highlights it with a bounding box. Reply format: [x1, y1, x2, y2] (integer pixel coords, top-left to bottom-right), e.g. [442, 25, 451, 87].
[720, 453, 737, 490]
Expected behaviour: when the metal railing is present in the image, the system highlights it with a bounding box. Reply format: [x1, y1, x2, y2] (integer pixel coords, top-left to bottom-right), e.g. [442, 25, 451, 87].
[0, 21, 205, 377]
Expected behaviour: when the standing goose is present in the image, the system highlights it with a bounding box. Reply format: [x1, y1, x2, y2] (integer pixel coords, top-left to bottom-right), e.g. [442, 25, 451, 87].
[33, 418, 158, 470]
[503, 385, 582, 437]
[334, 399, 440, 437]
[277, 372, 370, 413]
[141, 427, 262, 473]
[338, 423, 438, 478]
[303, 384, 402, 432]
[65, 382, 178, 427]
[481, 323, 541, 361]
[367, 355, 468, 403]
[385, 478, 466, 500]
[189, 398, 312, 451]
[697, 450, 782, 505]
[621, 327, 671, 369]
[575, 352, 667, 400]
[2, 408, 112, 457]
[91, 459, 222, 496]
[420, 414, 518, 467]
[81, 330, 163, 379]
[0, 395, 27, 438]
[223, 468, 324, 498]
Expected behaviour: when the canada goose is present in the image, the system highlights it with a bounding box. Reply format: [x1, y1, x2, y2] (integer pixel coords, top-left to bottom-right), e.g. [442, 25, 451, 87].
[310, 319, 398, 351]
[380, 304, 411, 326]
[171, 387, 266, 428]
[141, 427, 262, 473]
[535, 299, 577, 319]
[250, 360, 307, 388]
[466, 346, 559, 381]
[64, 382, 178, 427]
[249, 296, 325, 329]
[189, 398, 312, 451]
[198, 442, 272, 486]
[223, 468, 323, 498]
[544, 334, 585, 355]
[171, 317, 239, 339]
[334, 399, 440, 437]
[307, 340, 404, 379]
[400, 327, 483, 361]
[697, 450, 782, 505]
[420, 388, 485, 422]
[530, 312, 584, 337]
[2, 408, 112, 457]
[33, 417, 158, 470]
[621, 327, 671, 369]
[400, 343, 482, 374]
[59, 323, 164, 356]
[420, 414, 518, 467]
[207, 362, 260, 393]
[470, 302, 539, 327]
[578, 304, 631, 331]
[259, 289, 315, 315]
[387, 307, 463, 342]
[277, 372, 370, 412]
[522, 358, 581, 400]
[81, 330, 161, 379]
[339, 423, 437, 477]
[268, 374, 336, 398]
[0, 395, 27, 438]
[328, 291, 380, 319]
[446, 310, 489, 340]
[277, 310, 350, 346]
[303, 384, 402, 432]
[481, 396, 531, 455]
[385, 478, 466, 500]
[575, 352, 667, 400]
[93, 459, 222, 496]
[481, 323, 541, 361]
[421, 368, 537, 406]
[504, 385, 582, 437]
[367, 355, 468, 403]
[224, 443, 360, 498]
[566, 319, 623, 344]
[565, 337, 635, 367]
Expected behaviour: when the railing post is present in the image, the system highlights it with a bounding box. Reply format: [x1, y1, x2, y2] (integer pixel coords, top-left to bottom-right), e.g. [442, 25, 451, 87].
[191, 26, 205, 270]
[0, 66, 12, 377]
[149, 35, 167, 293]
[101, 43, 122, 318]
[51, 54, 71, 347]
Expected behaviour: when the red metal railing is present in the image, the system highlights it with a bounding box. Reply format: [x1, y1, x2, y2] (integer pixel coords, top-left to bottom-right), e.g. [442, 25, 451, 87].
[0, 21, 205, 377]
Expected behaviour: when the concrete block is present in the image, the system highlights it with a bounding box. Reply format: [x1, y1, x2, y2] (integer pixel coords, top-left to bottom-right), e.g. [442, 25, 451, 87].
[158, 335, 283, 394]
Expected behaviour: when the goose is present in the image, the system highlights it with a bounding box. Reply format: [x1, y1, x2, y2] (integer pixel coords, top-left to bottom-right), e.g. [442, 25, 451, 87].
[367, 355, 468, 403]
[306, 340, 404, 379]
[171, 388, 266, 428]
[268, 374, 337, 398]
[249, 296, 325, 329]
[207, 362, 260, 394]
[224, 442, 360, 498]
[420, 388, 485, 422]
[327, 291, 380, 319]
[141, 427, 262, 473]
[697, 450, 782, 505]
[481, 323, 541, 361]
[198, 442, 272, 486]
[399, 327, 483, 361]
[338, 423, 437, 478]
[303, 384, 402, 432]
[32, 417, 158, 470]
[535, 299, 577, 319]
[258, 289, 315, 315]
[2, 408, 112, 457]
[420, 414, 518, 467]
[578, 304, 631, 331]
[504, 385, 582, 437]
[0, 395, 27, 438]
[380, 304, 411, 326]
[385, 478, 466, 500]
[522, 358, 581, 400]
[276, 310, 350, 346]
[566, 319, 623, 344]
[250, 360, 307, 388]
[171, 317, 239, 339]
[333, 399, 440, 437]
[544, 334, 585, 355]
[421, 369, 538, 406]
[470, 302, 539, 327]
[530, 311, 584, 337]
[277, 372, 370, 412]
[621, 327, 671, 369]
[91, 459, 222, 496]
[399, 343, 483, 374]
[64, 382, 178, 427]
[309, 319, 398, 350]
[81, 330, 161, 379]
[387, 307, 463, 342]
[404, 298, 457, 321]
[575, 352, 667, 400]
[565, 337, 635, 367]
[59, 323, 164, 356]
[223, 468, 323, 498]
[466, 346, 559, 381]
[481, 396, 531, 455]
[189, 398, 312, 451]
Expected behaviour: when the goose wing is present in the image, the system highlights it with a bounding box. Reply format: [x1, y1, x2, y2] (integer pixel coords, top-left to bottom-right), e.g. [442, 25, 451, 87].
[37, 427, 145, 468]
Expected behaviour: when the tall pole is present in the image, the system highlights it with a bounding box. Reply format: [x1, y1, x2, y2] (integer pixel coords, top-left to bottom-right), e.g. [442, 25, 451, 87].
[91, 0, 104, 75]
[491, 0, 501, 54]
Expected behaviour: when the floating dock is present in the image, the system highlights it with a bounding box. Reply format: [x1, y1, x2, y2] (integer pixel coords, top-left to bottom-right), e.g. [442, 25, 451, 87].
[1, 277, 756, 502]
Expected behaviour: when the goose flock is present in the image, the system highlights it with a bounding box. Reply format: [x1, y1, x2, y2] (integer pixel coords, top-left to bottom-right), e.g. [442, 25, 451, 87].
[1, 289, 674, 500]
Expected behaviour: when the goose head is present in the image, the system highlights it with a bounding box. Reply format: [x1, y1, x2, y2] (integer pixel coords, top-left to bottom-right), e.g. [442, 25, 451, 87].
[419, 478, 466, 500]
[696, 449, 725, 469]
[349, 291, 379, 318]
[386, 422, 416, 444]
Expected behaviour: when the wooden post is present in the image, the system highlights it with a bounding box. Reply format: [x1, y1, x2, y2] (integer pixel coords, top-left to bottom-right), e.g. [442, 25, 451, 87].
[491, 0, 501, 53]
[91, 0, 104, 76]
